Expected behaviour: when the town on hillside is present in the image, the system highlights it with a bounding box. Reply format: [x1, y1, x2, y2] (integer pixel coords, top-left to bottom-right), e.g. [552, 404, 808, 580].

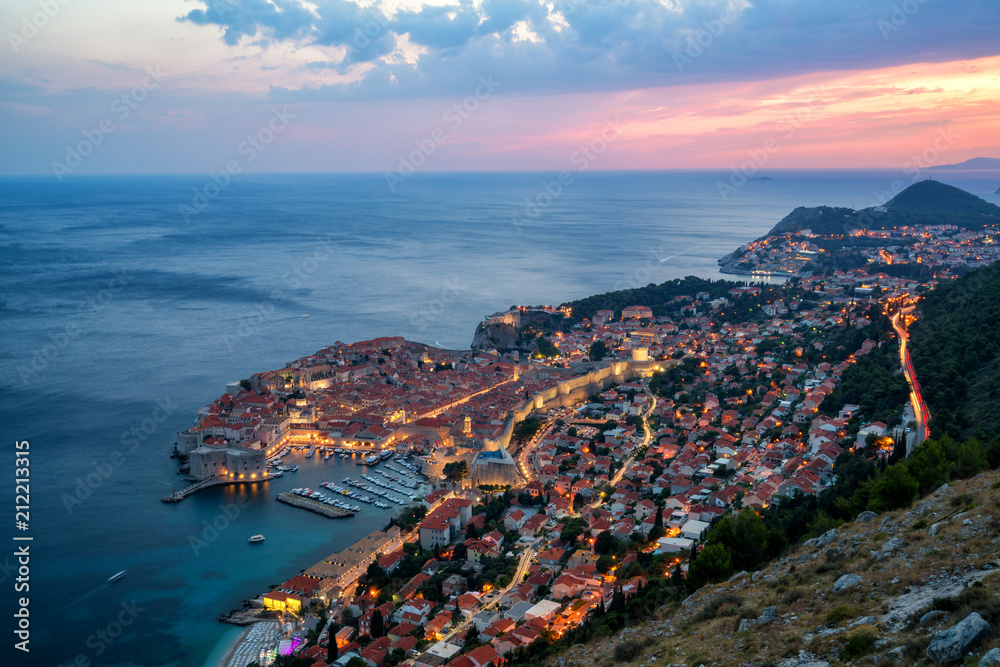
[194, 266, 942, 667]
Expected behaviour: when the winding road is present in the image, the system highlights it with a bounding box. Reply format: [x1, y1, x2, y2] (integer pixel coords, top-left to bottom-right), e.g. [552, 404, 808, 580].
[891, 307, 931, 453]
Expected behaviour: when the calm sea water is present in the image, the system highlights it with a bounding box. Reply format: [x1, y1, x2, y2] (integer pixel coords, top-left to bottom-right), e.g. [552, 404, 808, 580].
[2, 170, 998, 666]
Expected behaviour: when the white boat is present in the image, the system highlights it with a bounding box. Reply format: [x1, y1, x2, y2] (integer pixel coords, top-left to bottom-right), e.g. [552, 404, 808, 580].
[107, 570, 127, 583]
[249, 535, 265, 544]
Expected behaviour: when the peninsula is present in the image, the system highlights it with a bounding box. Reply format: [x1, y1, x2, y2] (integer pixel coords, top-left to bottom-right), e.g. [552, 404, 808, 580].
[179, 184, 1000, 667]
[718, 180, 1000, 277]
[196, 258, 1000, 667]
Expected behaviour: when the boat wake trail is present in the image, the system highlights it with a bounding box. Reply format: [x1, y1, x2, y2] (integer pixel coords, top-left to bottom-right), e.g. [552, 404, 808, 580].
[62, 571, 126, 609]
[659, 248, 692, 264]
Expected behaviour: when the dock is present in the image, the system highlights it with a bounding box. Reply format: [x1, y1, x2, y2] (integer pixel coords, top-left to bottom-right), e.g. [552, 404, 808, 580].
[276, 492, 354, 519]
[160, 474, 272, 503]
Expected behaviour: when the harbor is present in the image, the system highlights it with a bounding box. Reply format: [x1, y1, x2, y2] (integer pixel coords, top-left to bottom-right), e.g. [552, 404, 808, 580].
[212, 448, 428, 664]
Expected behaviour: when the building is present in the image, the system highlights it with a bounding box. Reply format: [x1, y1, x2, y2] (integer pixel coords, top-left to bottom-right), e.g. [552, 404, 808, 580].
[622, 305, 653, 320]
[418, 498, 474, 549]
[470, 445, 520, 487]
[680, 519, 710, 541]
[188, 444, 267, 481]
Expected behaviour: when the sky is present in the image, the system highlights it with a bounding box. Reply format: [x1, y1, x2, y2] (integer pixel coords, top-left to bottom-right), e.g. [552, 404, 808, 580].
[2, 0, 999, 175]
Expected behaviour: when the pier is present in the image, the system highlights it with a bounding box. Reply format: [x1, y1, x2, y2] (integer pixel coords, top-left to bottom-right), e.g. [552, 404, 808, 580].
[276, 492, 354, 518]
[160, 474, 273, 503]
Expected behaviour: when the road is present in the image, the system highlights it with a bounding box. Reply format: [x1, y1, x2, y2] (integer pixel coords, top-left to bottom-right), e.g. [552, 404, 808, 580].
[591, 388, 656, 510]
[515, 406, 575, 483]
[437, 540, 541, 644]
[891, 307, 930, 453]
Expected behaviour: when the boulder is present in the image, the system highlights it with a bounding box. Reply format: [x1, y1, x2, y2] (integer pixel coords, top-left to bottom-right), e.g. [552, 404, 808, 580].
[816, 529, 838, 547]
[979, 648, 1000, 667]
[855, 511, 878, 523]
[832, 574, 863, 593]
[881, 537, 904, 555]
[778, 650, 830, 667]
[758, 606, 779, 626]
[929, 521, 949, 537]
[738, 618, 754, 632]
[849, 616, 878, 629]
[926, 612, 994, 663]
[920, 610, 948, 626]
[887, 646, 906, 661]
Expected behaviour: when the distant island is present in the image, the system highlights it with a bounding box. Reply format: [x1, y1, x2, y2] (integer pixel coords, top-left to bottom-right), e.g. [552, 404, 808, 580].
[719, 180, 1000, 277]
[930, 156, 1000, 169]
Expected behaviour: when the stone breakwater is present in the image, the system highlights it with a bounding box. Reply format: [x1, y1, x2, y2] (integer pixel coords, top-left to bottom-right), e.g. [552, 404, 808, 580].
[275, 492, 354, 519]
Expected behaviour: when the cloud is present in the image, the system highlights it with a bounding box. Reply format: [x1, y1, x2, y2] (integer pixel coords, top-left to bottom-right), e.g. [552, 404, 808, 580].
[175, 0, 1000, 102]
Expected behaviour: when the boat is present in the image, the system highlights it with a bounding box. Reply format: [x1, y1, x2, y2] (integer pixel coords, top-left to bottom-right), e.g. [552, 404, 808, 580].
[249, 535, 265, 544]
[107, 570, 127, 583]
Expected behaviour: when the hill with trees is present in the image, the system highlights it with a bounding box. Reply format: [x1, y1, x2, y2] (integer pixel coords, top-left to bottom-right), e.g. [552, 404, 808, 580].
[759, 180, 1000, 239]
[909, 261, 1000, 438]
[560, 276, 747, 323]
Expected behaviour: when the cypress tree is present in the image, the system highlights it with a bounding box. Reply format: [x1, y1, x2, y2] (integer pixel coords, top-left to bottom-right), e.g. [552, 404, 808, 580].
[327, 637, 339, 663]
[371, 609, 385, 639]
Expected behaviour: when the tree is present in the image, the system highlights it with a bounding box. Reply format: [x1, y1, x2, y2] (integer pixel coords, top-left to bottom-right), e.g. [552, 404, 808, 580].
[707, 509, 770, 572]
[239, 378, 252, 391]
[534, 336, 561, 358]
[589, 340, 609, 361]
[560, 517, 588, 544]
[347, 658, 368, 667]
[452, 542, 468, 561]
[596, 554, 615, 574]
[865, 463, 919, 512]
[648, 507, 665, 542]
[594, 530, 618, 555]
[327, 638, 339, 663]
[686, 543, 733, 591]
[443, 460, 470, 484]
[371, 609, 385, 639]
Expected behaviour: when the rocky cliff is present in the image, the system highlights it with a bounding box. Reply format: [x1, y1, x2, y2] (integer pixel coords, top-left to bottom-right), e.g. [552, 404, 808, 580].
[552, 470, 1000, 667]
[471, 321, 520, 351]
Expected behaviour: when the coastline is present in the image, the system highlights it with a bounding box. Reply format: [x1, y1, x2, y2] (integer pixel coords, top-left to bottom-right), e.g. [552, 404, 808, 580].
[203, 625, 250, 667]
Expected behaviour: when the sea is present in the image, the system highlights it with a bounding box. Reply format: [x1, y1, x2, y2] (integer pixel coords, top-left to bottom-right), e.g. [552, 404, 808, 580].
[2, 169, 999, 666]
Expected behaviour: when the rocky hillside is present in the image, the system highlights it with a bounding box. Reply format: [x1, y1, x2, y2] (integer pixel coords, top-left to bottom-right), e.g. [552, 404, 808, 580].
[472, 320, 520, 351]
[553, 470, 1000, 667]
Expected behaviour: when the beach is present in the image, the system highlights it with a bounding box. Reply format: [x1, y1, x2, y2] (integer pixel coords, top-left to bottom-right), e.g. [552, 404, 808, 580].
[221, 621, 282, 667]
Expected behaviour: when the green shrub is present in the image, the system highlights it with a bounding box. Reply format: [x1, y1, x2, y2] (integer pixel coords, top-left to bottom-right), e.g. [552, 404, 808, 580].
[613, 636, 657, 662]
[825, 605, 862, 626]
[613, 638, 643, 662]
[841, 625, 877, 659]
